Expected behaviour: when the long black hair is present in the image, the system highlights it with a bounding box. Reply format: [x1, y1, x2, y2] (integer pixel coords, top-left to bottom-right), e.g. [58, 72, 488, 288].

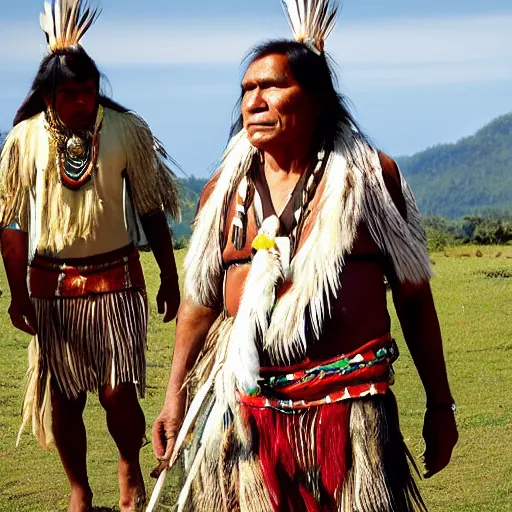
[13, 46, 128, 126]
[230, 39, 368, 148]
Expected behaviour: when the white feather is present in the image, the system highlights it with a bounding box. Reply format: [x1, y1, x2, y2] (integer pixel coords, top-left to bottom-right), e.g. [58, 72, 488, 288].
[265, 126, 365, 363]
[281, 0, 302, 39]
[281, 0, 340, 52]
[363, 153, 433, 285]
[184, 131, 256, 307]
[297, 0, 307, 35]
[54, 0, 62, 44]
[40, 3, 56, 49]
[40, 0, 100, 53]
[223, 234, 284, 404]
[65, 0, 79, 44]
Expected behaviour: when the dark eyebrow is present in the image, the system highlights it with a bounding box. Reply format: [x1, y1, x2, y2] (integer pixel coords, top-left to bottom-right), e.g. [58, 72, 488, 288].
[241, 80, 255, 93]
[260, 79, 282, 88]
[241, 76, 287, 92]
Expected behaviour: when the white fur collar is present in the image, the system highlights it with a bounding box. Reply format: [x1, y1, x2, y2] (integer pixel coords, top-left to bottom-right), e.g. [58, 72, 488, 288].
[185, 128, 432, 369]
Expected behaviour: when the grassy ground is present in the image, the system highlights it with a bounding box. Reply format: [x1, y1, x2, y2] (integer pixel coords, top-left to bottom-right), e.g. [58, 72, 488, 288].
[0, 245, 511, 511]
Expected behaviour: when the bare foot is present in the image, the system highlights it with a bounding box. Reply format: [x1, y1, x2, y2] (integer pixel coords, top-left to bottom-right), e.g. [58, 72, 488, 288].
[67, 487, 93, 512]
[118, 458, 146, 512]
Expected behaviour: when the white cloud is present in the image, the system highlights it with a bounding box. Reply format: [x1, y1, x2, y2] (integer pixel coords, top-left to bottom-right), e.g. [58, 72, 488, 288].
[331, 14, 512, 87]
[0, 12, 511, 87]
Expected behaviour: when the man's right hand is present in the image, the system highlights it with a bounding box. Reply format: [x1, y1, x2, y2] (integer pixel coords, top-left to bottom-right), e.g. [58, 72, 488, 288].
[9, 295, 37, 335]
[1, 228, 34, 335]
[149, 300, 219, 478]
[151, 408, 182, 477]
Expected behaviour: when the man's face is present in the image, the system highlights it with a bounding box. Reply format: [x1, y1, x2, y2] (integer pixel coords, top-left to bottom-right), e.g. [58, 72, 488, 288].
[48, 78, 98, 131]
[241, 53, 319, 152]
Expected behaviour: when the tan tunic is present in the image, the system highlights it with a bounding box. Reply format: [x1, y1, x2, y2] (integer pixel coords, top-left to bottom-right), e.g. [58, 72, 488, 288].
[56, 112, 131, 258]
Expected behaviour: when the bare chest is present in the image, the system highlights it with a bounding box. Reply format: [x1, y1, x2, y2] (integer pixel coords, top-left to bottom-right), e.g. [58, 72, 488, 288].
[264, 172, 302, 216]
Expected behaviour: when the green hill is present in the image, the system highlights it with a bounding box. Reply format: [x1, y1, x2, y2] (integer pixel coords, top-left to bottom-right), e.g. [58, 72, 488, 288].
[171, 177, 206, 239]
[396, 113, 512, 218]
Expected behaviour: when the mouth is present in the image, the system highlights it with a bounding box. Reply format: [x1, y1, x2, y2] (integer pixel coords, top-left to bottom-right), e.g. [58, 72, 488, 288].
[247, 122, 275, 129]
[67, 113, 94, 129]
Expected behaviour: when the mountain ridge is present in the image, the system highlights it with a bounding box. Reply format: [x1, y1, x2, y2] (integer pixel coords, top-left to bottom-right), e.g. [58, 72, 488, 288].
[396, 113, 512, 218]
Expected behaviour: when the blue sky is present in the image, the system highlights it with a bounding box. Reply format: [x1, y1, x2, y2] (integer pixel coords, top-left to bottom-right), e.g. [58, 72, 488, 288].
[1, 0, 511, 177]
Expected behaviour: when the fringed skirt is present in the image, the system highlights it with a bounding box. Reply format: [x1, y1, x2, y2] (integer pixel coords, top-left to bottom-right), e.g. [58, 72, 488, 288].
[32, 289, 148, 399]
[20, 245, 147, 448]
[174, 328, 427, 512]
[183, 393, 426, 512]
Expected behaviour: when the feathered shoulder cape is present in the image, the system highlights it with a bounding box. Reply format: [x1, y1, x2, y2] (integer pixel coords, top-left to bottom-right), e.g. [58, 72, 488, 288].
[185, 127, 431, 364]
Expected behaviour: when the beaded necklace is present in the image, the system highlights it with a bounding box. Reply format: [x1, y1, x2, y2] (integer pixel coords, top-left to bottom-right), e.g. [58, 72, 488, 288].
[45, 105, 104, 191]
[230, 147, 327, 258]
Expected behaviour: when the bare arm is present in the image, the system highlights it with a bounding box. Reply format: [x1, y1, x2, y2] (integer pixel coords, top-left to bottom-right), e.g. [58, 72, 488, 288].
[152, 298, 219, 460]
[0, 228, 36, 335]
[392, 280, 453, 405]
[392, 279, 458, 477]
[140, 211, 180, 322]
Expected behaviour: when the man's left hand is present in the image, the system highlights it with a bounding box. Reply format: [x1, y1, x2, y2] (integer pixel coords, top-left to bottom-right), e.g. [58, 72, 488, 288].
[156, 277, 180, 323]
[422, 407, 458, 478]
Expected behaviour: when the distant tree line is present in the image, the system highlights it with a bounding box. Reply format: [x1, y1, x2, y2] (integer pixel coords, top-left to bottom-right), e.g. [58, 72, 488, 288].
[423, 210, 512, 252]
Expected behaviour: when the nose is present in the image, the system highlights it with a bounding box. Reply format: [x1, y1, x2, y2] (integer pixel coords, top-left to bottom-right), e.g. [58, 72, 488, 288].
[76, 94, 87, 106]
[244, 88, 267, 114]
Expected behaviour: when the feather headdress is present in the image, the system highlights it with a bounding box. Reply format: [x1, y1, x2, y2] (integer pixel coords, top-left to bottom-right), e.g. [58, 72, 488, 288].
[40, 0, 101, 53]
[281, 0, 340, 55]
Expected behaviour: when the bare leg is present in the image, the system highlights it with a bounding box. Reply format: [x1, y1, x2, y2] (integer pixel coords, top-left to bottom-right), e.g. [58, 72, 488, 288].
[51, 385, 92, 512]
[99, 383, 146, 512]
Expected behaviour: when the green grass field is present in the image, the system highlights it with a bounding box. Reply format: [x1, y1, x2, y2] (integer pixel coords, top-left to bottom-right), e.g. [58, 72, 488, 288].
[0, 246, 511, 511]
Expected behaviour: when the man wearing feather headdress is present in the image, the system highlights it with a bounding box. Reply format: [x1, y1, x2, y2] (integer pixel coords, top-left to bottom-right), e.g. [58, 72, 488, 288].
[0, 1, 181, 511]
[150, 1, 458, 511]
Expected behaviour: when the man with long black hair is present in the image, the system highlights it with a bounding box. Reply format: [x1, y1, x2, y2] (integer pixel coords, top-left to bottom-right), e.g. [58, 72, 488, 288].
[0, 2, 180, 511]
[151, 1, 458, 511]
